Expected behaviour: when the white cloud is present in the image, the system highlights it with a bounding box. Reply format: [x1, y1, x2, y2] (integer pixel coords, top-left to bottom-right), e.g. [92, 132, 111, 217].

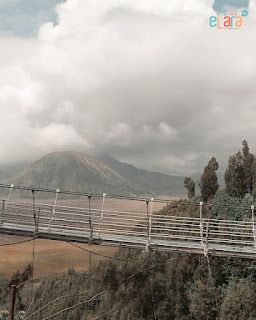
[0, 0, 19, 4]
[250, 0, 256, 8]
[159, 122, 177, 138]
[0, 0, 256, 175]
[104, 122, 131, 146]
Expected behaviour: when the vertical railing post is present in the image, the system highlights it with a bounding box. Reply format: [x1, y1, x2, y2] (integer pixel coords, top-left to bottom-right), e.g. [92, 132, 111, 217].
[1, 185, 14, 228]
[200, 201, 204, 243]
[251, 205, 256, 247]
[146, 198, 153, 251]
[31, 190, 37, 234]
[97, 193, 105, 236]
[88, 195, 93, 244]
[204, 222, 209, 256]
[145, 199, 149, 251]
[0, 200, 6, 228]
[48, 189, 59, 232]
[36, 208, 41, 234]
[5, 184, 14, 210]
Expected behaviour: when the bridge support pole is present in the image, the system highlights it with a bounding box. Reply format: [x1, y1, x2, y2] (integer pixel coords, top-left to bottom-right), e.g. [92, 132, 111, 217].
[8, 285, 16, 320]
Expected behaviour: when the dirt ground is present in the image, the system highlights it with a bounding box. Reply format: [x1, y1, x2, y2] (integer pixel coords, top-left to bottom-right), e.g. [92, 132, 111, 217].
[0, 234, 117, 279]
[0, 197, 179, 279]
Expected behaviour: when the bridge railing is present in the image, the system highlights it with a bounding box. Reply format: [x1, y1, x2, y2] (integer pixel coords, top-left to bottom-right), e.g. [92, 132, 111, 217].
[150, 214, 255, 246]
[1, 199, 256, 250]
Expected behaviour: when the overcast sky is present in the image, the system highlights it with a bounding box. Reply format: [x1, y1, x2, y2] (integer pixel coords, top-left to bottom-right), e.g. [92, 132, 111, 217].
[0, 0, 255, 175]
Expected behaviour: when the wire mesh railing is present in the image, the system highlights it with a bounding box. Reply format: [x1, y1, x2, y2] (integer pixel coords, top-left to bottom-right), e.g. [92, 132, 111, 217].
[0, 183, 256, 257]
[0, 198, 256, 251]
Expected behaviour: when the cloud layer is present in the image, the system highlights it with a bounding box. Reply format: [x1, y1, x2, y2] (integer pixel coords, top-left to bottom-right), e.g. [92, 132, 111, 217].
[0, 0, 256, 175]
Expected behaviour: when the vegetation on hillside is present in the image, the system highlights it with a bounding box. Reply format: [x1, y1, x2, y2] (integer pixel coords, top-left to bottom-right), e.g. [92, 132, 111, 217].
[20, 198, 256, 319]
[0, 263, 33, 320]
[21, 178, 256, 319]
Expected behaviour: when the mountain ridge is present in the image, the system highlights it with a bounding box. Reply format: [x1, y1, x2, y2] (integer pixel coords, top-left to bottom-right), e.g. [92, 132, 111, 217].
[1, 151, 188, 198]
[4, 151, 148, 197]
[97, 154, 186, 196]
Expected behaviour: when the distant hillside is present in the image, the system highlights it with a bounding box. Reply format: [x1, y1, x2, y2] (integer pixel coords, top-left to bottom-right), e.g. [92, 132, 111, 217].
[0, 163, 29, 181]
[4, 152, 148, 198]
[97, 155, 185, 197]
[1, 152, 191, 199]
[0, 153, 226, 199]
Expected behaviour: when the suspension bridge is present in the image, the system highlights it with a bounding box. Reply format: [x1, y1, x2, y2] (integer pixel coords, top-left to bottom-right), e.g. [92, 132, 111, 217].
[1, 184, 256, 259]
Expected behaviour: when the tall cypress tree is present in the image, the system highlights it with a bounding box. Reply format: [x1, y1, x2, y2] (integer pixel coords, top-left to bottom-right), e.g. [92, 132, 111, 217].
[242, 140, 254, 195]
[251, 157, 256, 200]
[225, 151, 247, 198]
[199, 157, 219, 202]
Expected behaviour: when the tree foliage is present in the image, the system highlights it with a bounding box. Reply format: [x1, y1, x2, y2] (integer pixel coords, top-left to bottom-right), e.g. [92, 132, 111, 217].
[199, 157, 219, 202]
[225, 151, 248, 198]
[0, 263, 33, 313]
[242, 140, 255, 195]
[225, 141, 256, 198]
[20, 198, 256, 320]
[184, 177, 195, 198]
[252, 158, 256, 199]
[212, 190, 254, 220]
[220, 278, 256, 320]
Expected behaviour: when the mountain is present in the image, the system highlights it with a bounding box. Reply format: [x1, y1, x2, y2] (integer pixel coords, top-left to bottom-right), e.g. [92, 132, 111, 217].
[1, 152, 227, 199]
[97, 155, 185, 196]
[3, 152, 148, 197]
[0, 163, 29, 181]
